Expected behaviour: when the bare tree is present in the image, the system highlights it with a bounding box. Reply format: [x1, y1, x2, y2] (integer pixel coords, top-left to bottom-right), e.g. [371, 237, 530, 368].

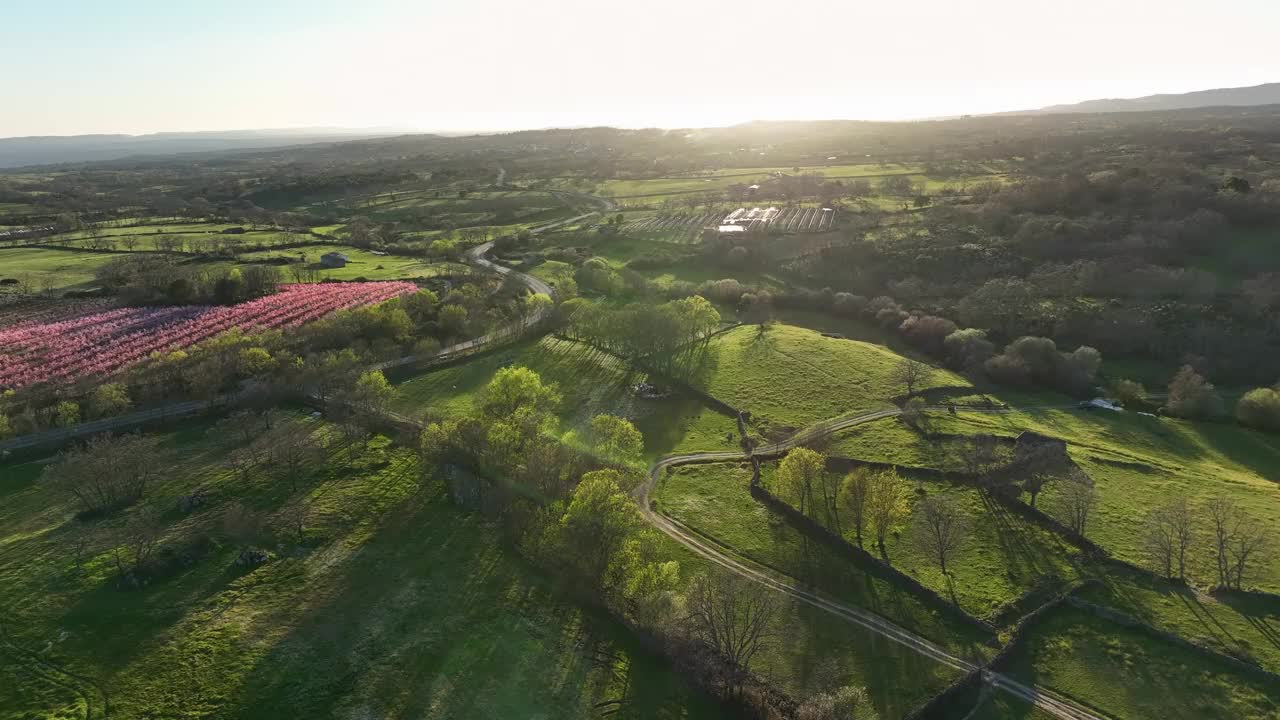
[958, 434, 998, 479]
[1209, 498, 1269, 589]
[43, 434, 164, 515]
[1144, 496, 1194, 580]
[1053, 472, 1096, 536]
[893, 357, 933, 397]
[111, 505, 165, 580]
[685, 572, 777, 681]
[913, 494, 966, 576]
[275, 497, 311, 545]
[268, 424, 322, 491]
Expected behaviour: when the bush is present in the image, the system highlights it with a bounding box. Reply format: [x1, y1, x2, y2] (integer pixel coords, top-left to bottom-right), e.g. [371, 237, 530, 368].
[1236, 387, 1280, 432]
[1165, 365, 1224, 419]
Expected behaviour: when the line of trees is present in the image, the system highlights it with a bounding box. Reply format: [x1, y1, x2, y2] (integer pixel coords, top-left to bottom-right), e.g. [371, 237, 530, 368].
[1143, 495, 1271, 590]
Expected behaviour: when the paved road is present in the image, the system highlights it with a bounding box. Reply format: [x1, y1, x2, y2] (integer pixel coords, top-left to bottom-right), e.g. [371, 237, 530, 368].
[635, 408, 1107, 720]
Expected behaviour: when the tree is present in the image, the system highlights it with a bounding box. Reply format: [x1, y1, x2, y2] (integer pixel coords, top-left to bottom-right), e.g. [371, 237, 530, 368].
[1052, 472, 1095, 536]
[1109, 379, 1147, 408]
[958, 434, 998, 479]
[555, 470, 644, 593]
[54, 401, 80, 428]
[943, 328, 994, 370]
[480, 366, 561, 421]
[900, 396, 928, 431]
[269, 424, 323, 490]
[839, 469, 872, 547]
[43, 434, 164, 515]
[913, 494, 966, 576]
[1165, 365, 1223, 419]
[777, 447, 826, 519]
[868, 469, 909, 555]
[87, 383, 131, 419]
[1208, 498, 1270, 590]
[892, 357, 932, 397]
[1144, 496, 1193, 580]
[587, 414, 643, 464]
[275, 496, 311, 545]
[111, 504, 165, 580]
[684, 572, 776, 679]
[1236, 387, 1280, 433]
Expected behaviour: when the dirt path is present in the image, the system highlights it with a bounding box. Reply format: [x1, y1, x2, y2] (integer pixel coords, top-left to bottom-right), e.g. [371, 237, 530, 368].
[635, 409, 1108, 720]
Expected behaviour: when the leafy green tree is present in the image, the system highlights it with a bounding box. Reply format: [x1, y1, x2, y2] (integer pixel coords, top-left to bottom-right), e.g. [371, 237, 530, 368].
[54, 401, 81, 428]
[777, 447, 826, 518]
[839, 468, 872, 547]
[480, 366, 561, 421]
[869, 469, 909, 555]
[587, 414, 643, 464]
[555, 470, 644, 592]
[237, 347, 276, 377]
[87, 383, 131, 419]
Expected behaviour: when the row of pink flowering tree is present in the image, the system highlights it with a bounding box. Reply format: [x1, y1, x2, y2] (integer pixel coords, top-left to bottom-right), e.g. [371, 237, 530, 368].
[0, 282, 417, 389]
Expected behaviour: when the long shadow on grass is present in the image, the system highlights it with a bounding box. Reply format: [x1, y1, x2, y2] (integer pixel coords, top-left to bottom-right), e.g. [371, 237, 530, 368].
[222, 480, 726, 720]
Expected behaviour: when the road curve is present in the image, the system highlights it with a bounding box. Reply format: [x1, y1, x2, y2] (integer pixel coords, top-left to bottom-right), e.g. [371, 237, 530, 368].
[636, 409, 1107, 720]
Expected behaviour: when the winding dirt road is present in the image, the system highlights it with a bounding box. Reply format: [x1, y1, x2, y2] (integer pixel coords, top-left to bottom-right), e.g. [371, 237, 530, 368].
[635, 408, 1106, 720]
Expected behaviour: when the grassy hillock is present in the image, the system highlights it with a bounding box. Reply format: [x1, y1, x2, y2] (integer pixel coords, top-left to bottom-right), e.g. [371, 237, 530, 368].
[689, 324, 969, 431]
[0, 415, 724, 720]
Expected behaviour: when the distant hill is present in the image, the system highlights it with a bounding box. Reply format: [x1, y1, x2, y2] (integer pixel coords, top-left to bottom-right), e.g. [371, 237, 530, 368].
[1006, 82, 1280, 116]
[0, 128, 406, 169]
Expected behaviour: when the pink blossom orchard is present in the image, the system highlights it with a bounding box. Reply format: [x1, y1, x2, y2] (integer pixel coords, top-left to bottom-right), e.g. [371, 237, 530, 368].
[0, 282, 417, 389]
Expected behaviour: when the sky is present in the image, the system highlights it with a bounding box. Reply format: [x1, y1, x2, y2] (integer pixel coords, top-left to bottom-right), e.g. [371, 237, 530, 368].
[4, 0, 1279, 137]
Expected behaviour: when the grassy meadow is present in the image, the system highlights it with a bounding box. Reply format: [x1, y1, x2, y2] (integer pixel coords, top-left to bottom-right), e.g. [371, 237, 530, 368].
[1000, 604, 1280, 720]
[0, 247, 121, 290]
[689, 324, 969, 432]
[0, 415, 725, 720]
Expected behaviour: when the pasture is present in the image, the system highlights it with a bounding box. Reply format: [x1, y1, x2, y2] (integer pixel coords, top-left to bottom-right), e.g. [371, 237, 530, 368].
[0, 416, 724, 720]
[1000, 604, 1280, 720]
[756, 456, 1087, 619]
[236, 244, 468, 282]
[920, 398, 1280, 592]
[0, 247, 121, 290]
[689, 324, 970, 431]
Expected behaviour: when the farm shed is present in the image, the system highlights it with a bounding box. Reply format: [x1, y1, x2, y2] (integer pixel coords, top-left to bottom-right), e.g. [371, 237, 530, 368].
[320, 252, 349, 268]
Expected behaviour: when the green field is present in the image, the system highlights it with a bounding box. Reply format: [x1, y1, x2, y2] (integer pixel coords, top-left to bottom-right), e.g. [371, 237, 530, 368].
[0, 416, 725, 720]
[0, 247, 121, 289]
[756, 457, 1086, 620]
[1079, 566, 1280, 676]
[391, 336, 739, 459]
[920, 398, 1280, 592]
[1001, 605, 1280, 720]
[237, 244, 468, 281]
[690, 324, 969, 431]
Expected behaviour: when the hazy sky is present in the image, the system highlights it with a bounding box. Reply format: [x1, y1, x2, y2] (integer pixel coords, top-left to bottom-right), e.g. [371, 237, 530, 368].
[4, 0, 1278, 137]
